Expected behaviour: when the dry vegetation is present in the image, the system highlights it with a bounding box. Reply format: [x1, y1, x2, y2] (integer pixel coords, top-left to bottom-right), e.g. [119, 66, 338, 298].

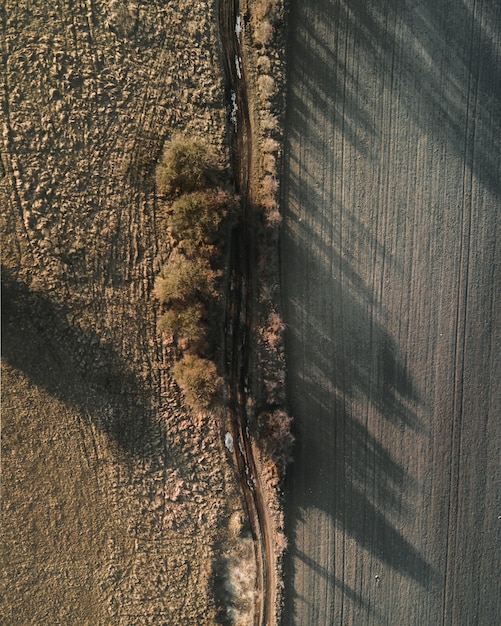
[211, 512, 257, 626]
[240, 3, 292, 425]
[156, 138, 218, 196]
[237, 1, 293, 622]
[153, 138, 237, 412]
[238, 0, 290, 433]
[1, 0, 292, 623]
[0, 1, 247, 623]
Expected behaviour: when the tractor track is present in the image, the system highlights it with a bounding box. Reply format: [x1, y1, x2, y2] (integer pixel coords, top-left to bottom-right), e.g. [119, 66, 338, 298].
[218, 1, 276, 625]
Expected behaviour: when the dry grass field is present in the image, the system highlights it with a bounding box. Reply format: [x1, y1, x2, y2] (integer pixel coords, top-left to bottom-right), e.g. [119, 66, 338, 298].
[281, 0, 500, 624]
[1, 1, 252, 623]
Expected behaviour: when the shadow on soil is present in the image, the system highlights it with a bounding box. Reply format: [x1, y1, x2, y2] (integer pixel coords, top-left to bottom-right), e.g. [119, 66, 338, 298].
[288, 0, 501, 196]
[281, 213, 439, 603]
[276, 0, 500, 619]
[2, 267, 164, 463]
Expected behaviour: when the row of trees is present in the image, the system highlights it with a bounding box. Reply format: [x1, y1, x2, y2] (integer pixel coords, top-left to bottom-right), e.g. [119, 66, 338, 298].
[154, 138, 237, 411]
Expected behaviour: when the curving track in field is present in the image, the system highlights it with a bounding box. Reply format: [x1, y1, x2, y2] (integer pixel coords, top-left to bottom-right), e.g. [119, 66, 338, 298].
[218, 1, 277, 625]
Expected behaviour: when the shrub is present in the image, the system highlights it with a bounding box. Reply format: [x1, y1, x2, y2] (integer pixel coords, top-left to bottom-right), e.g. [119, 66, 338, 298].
[172, 354, 223, 411]
[170, 190, 237, 245]
[263, 137, 279, 153]
[265, 206, 282, 227]
[153, 254, 215, 304]
[158, 302, 207, 346]
[276, 531, 288, 551]
[153, 134, 240, 413]
[263, 153, 276, 175]
[178, 240, 218, 260]
[260, 110, 278, 132]
[261, 174, 279, 197]
[257, 55, 271, 73]
[156, 138, 213, 195]
[254, 0, 281, 21]
[264, 310, 285, 348]
[261, 174, 280, 214]
[255, 20, 273, 46]
[258, 409, 294, 469]
[258, 74, 275, 99]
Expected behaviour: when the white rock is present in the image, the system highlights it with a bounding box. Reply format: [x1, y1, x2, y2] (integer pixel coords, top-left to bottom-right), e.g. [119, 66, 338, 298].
[224, 432, 234, 453]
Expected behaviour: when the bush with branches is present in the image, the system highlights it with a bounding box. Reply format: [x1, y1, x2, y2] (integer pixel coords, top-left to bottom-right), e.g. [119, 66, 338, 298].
[170, 190, 237, 245]
[156, 138, 214, 196]
[154, 135, 240, 412]
[158, 302, 207, 349]
[258, 409, 294, 471]
[172, 354, 223, 411]
[153, 254, 216, 304]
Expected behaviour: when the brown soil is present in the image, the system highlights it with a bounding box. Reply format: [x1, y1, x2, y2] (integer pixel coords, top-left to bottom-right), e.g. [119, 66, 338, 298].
[281, 1, 500, 624]
[1, 0, 294, 623]
[1, 1, 247, 623]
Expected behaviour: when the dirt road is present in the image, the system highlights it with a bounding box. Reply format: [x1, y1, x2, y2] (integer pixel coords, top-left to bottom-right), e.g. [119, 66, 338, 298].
[219, 1, 277, 624]
[281, 1, 500, 624]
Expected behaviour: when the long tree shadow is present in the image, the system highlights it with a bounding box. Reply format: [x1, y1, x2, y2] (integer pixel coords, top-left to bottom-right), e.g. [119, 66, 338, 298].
[287, 377, 435, 575]
[2, 267, 166, 464]
[288, 0, 501, 197]
[281, 222, 440, 621]
[276, 0, 501, 619]
[294, 548, 384, 621]
[281, 219, 438, 576]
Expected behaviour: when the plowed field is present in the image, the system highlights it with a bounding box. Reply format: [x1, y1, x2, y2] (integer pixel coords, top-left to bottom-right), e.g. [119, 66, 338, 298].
[281, 1, 500, 624]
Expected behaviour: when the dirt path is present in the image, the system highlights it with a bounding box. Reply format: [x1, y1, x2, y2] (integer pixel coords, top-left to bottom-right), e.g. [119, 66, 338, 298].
[281, 1, 500, 624]
[218, 1, 277, 624]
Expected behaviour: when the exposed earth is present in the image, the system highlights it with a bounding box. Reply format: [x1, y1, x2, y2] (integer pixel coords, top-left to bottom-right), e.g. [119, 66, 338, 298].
[2, 0, 288, 624]
[281, 0, 500, 624]
[1, 1, 245, 624]
[3, 0, 500, 625]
